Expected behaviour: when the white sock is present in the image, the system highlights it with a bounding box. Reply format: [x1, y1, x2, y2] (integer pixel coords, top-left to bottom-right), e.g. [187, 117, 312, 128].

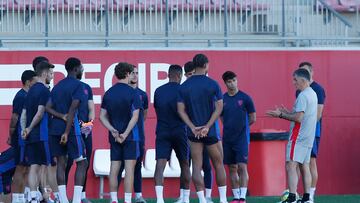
[24, 187, 31, 201]
[155, 186, 164, 203]
[178, 189, 184, 200]
[309, 187, 316, 201]
[30, 191, 38, 202]
[218, 186, 227, 203]
[232, 188, 240, 199]
[12, 193, 19, 203]
[135, 192, 142, 199]
[110, 192, 118, 203]
[58, 185, 69, 203]
[36, 189, 43, 201]
[196, 191, 207, 203]
[17, 193, 25, 203]
[240, 187, 247, 199]
[72, 186, 83, 203]
[81, 192, 86, 199]
[205, 188, 212, 199]
[124, 192, 132, 203]
[183, 189, 190, 203]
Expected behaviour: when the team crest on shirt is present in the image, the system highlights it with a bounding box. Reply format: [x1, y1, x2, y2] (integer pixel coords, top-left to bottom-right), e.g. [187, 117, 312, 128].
[238, 100, 243, 106]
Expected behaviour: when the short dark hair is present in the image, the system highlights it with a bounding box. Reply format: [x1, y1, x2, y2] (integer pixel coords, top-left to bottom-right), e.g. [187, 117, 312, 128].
[114, 62, 134, 80]
[65, 57, 82, 72]
[168, 64, 183, 78]
[21, 70, 37, 85]
[184, 61, 195, 74]
[32, 56, 49, 70]
[293, 68, 310, 81]
[222, 71, 237, 82]
[35, 61, 54, 76]
[192, 54, 209, 68]
[299, 61, 312, 70]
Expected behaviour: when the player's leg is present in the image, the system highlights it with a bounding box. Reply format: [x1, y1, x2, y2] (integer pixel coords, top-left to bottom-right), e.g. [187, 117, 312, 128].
[237, 163, 249, 202]
[309, 137, 320, 202]
[49, 134, 69, 203]
[205, 139, 227, 203]
[64, 155, 74, 186]
[11, 165, 27, 203]
[173, 134, 191, 203]
[68, 134, 89, 203]
[81, 134, 93, 203]
[189, 140, 206, 203]
[109, 142, 122, 203]
[134, 141, 145, 203]
[236, 135, 249, 202]
[284, 141, 300, 203]
[12, 146, 27, 203]
[26, 142, 48, 203]
[123, 141, 139, 203]
[202, 149, 213, 203]
[298, 147, 312, 203]
[154, 137, 172, 203]
[223, 141, 240, 202]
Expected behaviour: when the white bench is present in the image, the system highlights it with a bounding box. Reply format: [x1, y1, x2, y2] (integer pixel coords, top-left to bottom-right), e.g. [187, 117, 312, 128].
[93, 149, 182, 198]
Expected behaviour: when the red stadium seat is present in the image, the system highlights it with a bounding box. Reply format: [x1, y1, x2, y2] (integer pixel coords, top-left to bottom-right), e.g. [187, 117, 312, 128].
[316, 0, 355, 12]
[339, 0, 360, 11]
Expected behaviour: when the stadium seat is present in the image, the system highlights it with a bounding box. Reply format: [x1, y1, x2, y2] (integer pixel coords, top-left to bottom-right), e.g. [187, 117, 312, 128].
[339, 0, 360, 11]
[65, 0, 90, 10]
[93, 149, 111, 198]
[141, 148, 155, 177]
[164, 150, 181, 177]
[316, 0, 354, 12]
[0, 0, 15, 11]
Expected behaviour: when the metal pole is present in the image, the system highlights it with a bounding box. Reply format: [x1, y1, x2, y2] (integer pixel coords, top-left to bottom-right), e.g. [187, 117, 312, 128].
[224, 0, 228, 47]
[105, 0, 110, 47]
[165, 0, 169, 47]
[281, 0, 285, 46]
[45, 0, 49, 47]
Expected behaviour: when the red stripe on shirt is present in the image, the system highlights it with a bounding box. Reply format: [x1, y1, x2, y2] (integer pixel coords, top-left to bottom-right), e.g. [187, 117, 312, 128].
[290, 122, 301, 160]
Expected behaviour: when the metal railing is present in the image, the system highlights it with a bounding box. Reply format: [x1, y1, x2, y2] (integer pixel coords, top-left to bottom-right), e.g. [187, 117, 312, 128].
[0, 0, 357, 47]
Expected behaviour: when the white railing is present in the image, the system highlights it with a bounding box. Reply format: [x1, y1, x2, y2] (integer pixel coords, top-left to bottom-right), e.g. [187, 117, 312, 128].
[0, 0, 357, 47]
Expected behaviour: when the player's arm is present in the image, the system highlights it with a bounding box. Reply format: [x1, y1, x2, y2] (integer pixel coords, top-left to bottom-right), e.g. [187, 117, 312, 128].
[20, 109, 27, 132]
[317, 104, 324, 121]
[63, 100, 80, 136]
[177, 102, 196, 131]
[204, 99, 223, 129]
[267, 109, 304, 123]
[46, 100, 67, 121]
[249, 112, 256, 125]
[120, 109, 140, 140]
[143, 93, 149, 121]
[88, 99, 95, 121]
[143, 109, 148, 121]
[99, 108, 116, 132]
[26, 105, 46, 133]
[8, 113, 19, 144]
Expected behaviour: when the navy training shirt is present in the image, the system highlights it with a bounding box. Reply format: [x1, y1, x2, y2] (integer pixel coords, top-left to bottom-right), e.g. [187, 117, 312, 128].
[78, 82, 93, 123]
[135, 87, 148, 142]
[48, 77, 84, 136]
[24, 82, 50, 143]
[296, 81, 326, 137]
[11, 89, 27, 147]
[154, 82, 186, 136]
[178, 75, 223, 138]
[101, 83, 141, 143]
[222, 91, 255, 143]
